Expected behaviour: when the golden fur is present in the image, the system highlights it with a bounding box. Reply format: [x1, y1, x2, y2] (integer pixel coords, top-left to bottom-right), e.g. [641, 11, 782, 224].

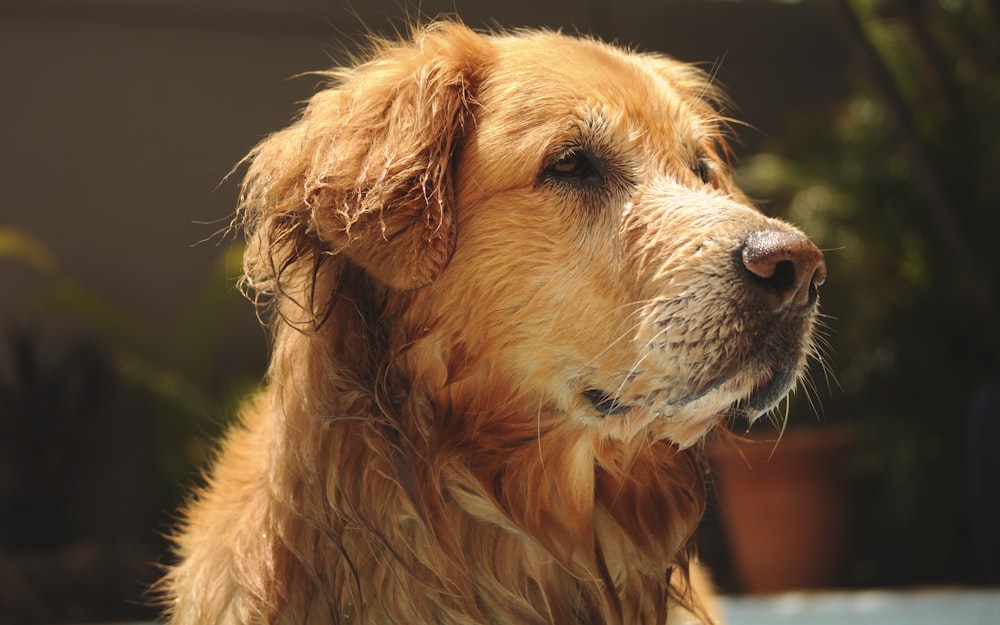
[161, 21, 825, 625]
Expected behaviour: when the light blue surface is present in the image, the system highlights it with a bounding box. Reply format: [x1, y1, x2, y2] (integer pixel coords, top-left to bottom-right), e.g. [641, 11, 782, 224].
[75, 589, 1000, 625]
[720, 589, 1000, 625]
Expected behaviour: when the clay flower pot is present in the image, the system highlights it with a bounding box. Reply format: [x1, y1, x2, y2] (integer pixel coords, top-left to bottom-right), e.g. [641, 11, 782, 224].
[708, 425, 856, 594]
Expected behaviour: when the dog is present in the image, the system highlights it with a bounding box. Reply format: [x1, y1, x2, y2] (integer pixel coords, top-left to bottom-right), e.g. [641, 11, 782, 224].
[160, 21, 826, 625]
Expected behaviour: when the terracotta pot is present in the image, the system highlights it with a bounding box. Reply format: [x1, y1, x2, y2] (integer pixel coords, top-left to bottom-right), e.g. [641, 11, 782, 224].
[708, 425, 856, 594]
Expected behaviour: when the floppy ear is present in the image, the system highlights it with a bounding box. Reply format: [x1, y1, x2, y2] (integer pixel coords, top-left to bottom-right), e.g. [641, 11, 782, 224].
[238, 22, 488, 296]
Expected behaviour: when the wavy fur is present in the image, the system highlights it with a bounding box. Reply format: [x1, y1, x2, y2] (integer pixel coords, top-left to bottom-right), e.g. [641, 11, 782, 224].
[160, 21, 822, 625]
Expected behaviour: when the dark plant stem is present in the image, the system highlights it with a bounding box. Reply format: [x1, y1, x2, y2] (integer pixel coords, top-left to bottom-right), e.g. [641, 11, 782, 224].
[827, 0, 999, 352]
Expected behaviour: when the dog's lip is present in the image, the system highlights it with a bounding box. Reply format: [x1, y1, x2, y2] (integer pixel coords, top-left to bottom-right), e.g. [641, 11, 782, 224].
[582, 385, 714, 417]
[726, 365, 795, 419]
[584, 365, 793, 421]
[583, 389, 633, 416]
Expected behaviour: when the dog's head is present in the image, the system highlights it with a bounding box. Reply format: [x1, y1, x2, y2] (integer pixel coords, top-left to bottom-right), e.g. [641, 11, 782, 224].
[238, 21, 824, 620]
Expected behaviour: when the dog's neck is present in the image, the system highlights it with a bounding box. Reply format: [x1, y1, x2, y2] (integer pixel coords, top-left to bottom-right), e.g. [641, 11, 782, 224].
[260, 267, 706, 624]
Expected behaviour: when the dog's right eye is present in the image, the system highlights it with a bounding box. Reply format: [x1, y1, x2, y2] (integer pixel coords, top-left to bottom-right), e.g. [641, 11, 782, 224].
[545, 149, 601, 184]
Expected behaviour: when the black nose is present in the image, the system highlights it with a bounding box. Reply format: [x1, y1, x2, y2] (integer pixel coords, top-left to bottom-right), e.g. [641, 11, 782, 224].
[741, 230, 826, 313]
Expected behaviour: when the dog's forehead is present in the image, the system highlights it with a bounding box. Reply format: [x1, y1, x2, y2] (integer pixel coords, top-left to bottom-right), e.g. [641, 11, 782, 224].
[472, 33, 713, 166]
[487, 33, 680, 106]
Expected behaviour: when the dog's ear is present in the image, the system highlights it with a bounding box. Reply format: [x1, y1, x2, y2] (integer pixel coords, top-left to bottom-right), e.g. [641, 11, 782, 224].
[239, 22, 488, 295]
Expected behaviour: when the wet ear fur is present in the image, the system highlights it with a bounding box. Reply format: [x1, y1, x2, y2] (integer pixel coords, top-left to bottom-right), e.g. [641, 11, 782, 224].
[237, 22, 488, 300]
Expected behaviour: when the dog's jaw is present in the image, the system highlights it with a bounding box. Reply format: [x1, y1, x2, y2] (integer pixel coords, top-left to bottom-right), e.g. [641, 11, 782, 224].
[577, 323, 817, 449]
[579, 379, 771, 449]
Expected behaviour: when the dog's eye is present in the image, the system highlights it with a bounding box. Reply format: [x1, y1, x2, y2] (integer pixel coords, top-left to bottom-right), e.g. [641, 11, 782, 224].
[693, 157, 713, 185]
[546, 149, 600, 182]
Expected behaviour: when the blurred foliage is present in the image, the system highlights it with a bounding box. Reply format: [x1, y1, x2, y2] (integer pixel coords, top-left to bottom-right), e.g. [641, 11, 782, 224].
[0, 226, 262, 622]
[0, 227, 58, 274]
[737, 0, 999, 585]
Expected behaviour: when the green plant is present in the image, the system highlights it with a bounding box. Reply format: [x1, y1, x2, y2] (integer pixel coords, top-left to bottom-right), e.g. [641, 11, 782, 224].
[0, 226, 263, 621]
[736, 0, 999, 584]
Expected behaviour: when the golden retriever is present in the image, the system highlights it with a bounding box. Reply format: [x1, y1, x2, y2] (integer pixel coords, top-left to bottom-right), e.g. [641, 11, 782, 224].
[161, 21, 826, 625]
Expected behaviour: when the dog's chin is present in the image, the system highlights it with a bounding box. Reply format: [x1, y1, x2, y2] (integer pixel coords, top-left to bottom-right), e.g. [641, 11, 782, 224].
[724, 363, 798, 421]
[583, 364, 798, 448]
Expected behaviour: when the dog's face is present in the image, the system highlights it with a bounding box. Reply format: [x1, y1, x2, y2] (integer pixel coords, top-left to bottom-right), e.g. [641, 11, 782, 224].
[400, 32, 825, 449]
[240, 22, 825, 512]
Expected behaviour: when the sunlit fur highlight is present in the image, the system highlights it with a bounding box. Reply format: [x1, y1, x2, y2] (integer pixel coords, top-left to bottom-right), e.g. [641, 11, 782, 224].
[160, 21, 821, 625]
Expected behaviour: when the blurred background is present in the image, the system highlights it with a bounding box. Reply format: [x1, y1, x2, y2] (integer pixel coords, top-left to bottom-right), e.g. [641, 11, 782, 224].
[1, 0, 997, 622]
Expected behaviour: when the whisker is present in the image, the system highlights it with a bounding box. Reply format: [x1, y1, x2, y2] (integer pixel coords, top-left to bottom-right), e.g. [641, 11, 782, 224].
[818, 244, 848, 254]
[615, 351, 652, 401]
[582, 322, 644, 372]
[698, 51, 728, 105]
[603, 313, 680, 401]
[799, 372, 825, 422]
[535, 394, 547, 480]
[810, 321, 841, 396]
[766, 395, 792, 461]
[580, 299, 663, 371]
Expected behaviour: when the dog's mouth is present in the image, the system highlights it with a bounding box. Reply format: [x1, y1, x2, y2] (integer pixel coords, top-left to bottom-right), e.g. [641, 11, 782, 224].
[583, 363, 796, 422]
[582, 384, 714, 419]
[726, 364, 797, 419]
[582, 386, 712, 417]
[582, 389, 632, 416]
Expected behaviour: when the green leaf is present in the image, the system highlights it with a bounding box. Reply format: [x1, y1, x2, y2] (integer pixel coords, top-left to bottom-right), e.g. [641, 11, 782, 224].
[0, 227, 57, 273]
